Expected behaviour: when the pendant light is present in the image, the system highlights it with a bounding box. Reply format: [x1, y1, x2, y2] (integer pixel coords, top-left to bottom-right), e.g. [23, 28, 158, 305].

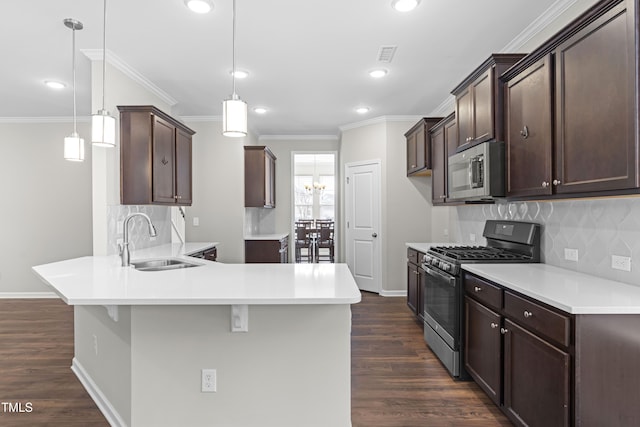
[63, 18, 85, 162]
[91, 0, 116, 147]
[222, 0, 247, 137]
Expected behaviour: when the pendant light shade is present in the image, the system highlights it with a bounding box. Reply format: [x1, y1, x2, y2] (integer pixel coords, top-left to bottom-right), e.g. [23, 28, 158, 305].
[92, 0, 116, 147]
[64, 132, 85, 161]
[222, 0, 247, 137]
[92, 110, 116, 146]
[222, 95, 247, 137]
[63, 18, 84, 162]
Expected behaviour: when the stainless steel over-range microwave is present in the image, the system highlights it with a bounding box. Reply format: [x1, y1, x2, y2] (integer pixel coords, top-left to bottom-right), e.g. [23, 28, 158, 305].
[447, 140, 505, 201]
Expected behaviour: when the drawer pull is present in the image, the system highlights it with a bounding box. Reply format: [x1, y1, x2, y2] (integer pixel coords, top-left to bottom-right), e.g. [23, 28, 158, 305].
[523, 310, 533, 318]
[474, 286, 482, 292]
[490, 322, 498, 329]
[500, 328, 508, 335]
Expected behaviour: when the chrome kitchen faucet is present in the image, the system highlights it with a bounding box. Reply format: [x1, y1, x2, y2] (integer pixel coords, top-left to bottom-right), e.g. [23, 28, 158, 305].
[119, 213, 157, 267]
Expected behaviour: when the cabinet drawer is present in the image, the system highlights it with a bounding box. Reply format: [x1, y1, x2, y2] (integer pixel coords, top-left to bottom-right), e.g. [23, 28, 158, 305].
[504, 291, 570, 347]
[465, 274, 502, 311]
[407, 248, 422, 265]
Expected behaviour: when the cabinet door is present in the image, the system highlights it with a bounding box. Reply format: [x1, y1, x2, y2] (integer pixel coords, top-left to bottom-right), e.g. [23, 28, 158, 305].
[456, 86, 473, 148]
[406, 132, 417, 174]
[415, 125, 427, 171]
[503, 319, 570, 427]
[152, 116, 176, 204]
[430, 124, 446, 204]
[444, 117, 457, 200]
[407, 263, 419, 315]
[554, 2, 636, 194]
[472, 68, 494, 144]
[264, 152, 276, 207]
[175, 128, 192, 205]
[464, 297, 502, 406]
[506, 55, 553, 197]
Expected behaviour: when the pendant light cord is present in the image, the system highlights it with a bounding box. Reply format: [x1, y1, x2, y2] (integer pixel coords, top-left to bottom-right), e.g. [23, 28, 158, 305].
[232, 0, 237, 96]
[101, 0, 107, 111]
[72, 25, 77, 134]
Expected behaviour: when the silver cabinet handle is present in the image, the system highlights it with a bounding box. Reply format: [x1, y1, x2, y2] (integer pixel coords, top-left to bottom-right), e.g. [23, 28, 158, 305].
[372, 233, 378, 238]
[541, 181, 549, 188]
[490, 322, 498, 329]
[474, 286, 482, 292]
[553, 179, 561, 186]
[520, 125, 529, 139]
[500, 328, 508, 335]
[523, 310, 533, 318]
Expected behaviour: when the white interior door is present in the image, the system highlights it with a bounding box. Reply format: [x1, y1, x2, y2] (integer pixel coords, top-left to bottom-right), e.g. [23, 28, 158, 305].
[345, 161, 381, 293]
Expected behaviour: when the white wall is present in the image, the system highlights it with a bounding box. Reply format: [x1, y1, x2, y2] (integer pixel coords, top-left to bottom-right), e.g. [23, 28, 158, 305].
[0, 122, 93, 295]
[339, 118, 449, 294]
[183, 120, 251, 263]
[90, 60, 173, 256]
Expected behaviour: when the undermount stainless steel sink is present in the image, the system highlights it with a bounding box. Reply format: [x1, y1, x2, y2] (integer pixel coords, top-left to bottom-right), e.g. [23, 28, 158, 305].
[131, 258, 202, 272]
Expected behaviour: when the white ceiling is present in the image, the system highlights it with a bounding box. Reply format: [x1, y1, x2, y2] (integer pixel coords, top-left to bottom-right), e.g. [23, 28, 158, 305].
[1, 0, 561, 136]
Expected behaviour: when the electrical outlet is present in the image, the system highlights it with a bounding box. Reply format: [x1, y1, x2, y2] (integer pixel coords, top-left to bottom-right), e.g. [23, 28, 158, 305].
[443, 229, 449, 237]
[201, 369, 217, 392]
[93, 334, 98, 356]
[469, 234, 476, 243]
[611, 255, 631, 272]
[564, 248, 579, 262]
[193, 217, 200, 227]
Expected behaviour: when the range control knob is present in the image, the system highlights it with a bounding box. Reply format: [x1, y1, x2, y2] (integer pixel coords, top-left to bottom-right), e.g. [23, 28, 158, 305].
[441, 263, 450, 272]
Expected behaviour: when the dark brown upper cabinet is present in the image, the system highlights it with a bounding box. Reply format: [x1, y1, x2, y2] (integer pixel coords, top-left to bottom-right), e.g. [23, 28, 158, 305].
[429, 113, 456, 205]
[501, 0, 638, 200]
[118, 105, 195, 206]
[504, 55, 554, 198]
[405, 118, 442, 176]
[451, 54, 526, 152]
[244, 146, 276, 208]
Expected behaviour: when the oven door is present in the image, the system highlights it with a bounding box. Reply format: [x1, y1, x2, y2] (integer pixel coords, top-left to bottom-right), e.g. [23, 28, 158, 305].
[422, 264, 459, 350]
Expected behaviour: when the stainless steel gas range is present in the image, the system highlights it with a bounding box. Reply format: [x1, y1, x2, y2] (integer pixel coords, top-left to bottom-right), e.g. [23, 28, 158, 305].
[421, 220, 541, 379]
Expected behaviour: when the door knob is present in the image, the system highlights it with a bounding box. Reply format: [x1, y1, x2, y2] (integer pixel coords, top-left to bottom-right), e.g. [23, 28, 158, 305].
[372, 233, 378, 238]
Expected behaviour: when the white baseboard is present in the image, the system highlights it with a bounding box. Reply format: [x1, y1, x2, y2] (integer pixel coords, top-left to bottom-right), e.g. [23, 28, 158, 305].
[0, 291, 59, 299]
[379, 290, 407, 297]
[71, 358, 127, 427]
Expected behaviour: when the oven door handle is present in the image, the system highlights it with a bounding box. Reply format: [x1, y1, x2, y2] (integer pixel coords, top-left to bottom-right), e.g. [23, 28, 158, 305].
[422, 265, 456, 287]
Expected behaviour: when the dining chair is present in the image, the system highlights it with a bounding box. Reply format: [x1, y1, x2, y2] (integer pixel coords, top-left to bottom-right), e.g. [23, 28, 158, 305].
[294, 221, 313, 263]
[315, 221, 334, 263]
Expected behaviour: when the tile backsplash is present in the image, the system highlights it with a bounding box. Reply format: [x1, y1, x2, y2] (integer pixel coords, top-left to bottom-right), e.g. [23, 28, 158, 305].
[106, 205, 172, 255]
[452, 197, 640, 286]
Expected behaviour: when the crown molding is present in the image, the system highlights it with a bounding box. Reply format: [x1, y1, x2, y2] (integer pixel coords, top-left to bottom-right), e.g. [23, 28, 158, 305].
[81, 49, 177, 107]
[179, 116, 222, 122]
[428, 95, 456, 117]
[0, 116, 91, 124]
[339, 115, 424, 132]
[501, 0, 579, 52]
[258, 134, 339, 141]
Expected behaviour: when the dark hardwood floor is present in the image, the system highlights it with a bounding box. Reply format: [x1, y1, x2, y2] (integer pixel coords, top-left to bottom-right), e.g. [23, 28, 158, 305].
[0, 294, 511, 426]
[352, 292, 512, 427]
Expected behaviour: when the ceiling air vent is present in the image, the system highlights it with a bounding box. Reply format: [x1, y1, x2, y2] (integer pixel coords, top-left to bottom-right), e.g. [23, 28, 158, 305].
[377, 45, 397, 63]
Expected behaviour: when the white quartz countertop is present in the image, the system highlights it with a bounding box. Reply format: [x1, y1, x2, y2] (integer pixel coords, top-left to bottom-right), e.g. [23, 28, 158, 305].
[32, 243, 361, 306]
[462, 263, 640, 314]
[244, 233, 289, 240]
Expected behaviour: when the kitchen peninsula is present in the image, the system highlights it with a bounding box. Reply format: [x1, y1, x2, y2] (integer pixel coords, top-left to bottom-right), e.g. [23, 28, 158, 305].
[32, 243, 361, 427]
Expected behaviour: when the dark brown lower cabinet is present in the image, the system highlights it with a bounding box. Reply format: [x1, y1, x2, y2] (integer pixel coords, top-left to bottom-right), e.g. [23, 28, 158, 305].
[464, 297, 501, 405]
[503, 319, 570, 427]
[465, 271, 640, 427]
[406, 248, 425, 321]
[245, 237, 289, 263]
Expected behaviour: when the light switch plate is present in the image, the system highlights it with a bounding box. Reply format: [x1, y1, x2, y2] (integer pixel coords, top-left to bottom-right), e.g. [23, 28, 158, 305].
[564, 248, 579, 262]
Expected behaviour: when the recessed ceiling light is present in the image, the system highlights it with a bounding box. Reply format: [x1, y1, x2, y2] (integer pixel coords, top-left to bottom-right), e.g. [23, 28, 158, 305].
[253, 107, 268, 114]
[392, 0, 420, 12]
[184, 0, 213, 14]
[356, 107, 370, 114]
[230, 70, 249, 79]
[369, 69, 388, 78]
[44, 80, 66, 89]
